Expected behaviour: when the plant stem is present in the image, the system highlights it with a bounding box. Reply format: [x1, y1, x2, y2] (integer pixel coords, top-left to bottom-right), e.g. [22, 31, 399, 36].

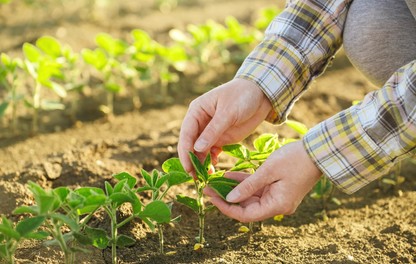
[52, 223, 72, 264]
[32, 82, 41, 133]
[157, 224, 164, 254]
[109, 208, 118, 264]
[196, 182, 205, 244]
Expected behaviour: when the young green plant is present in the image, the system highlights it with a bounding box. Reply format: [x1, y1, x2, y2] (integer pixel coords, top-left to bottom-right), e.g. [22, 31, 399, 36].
[0, 53, 23, 132]
[0, 215, 47, 264]
[13, 181, 106, 264]
[174, 152, 239, 250]
[138, 161, 192, 254]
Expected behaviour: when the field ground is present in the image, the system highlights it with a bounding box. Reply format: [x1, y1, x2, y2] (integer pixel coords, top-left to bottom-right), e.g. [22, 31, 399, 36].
[1, 1, 415, 263]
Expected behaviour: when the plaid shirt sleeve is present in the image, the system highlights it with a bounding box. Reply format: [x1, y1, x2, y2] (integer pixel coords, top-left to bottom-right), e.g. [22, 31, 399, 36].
[235, 0, 352, 123]
[304, 61, 416, 194]
[235, 0, 416, 194]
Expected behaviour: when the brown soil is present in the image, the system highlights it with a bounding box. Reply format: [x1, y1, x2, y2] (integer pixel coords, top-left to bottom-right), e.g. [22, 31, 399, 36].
[1, 1, 415, 264]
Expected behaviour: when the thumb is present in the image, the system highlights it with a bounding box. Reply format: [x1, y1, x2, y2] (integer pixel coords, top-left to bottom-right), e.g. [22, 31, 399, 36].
[226, 163, 276, 203]
[194, 113, 232, 153]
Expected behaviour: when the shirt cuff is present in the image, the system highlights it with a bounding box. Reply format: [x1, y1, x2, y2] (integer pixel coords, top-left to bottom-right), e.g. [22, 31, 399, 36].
[234, 37, 311, 124]
[302, 106, 394, 194]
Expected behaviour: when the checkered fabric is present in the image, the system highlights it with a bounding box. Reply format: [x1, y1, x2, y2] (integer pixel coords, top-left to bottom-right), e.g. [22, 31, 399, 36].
[235, 0, 416, 193]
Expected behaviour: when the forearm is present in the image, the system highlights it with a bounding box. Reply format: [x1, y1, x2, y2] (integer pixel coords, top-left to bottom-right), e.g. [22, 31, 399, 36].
[304, 60, 416, 194]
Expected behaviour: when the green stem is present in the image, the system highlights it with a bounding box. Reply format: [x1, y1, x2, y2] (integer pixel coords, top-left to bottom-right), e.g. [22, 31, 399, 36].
[196, 182, 205, 244]
[157, 224, 164, 254]
[117, 215, 134, 229]
[52, 223, 72, 264]
[32, 82, 41, 133]
[108, 207, 118, 264]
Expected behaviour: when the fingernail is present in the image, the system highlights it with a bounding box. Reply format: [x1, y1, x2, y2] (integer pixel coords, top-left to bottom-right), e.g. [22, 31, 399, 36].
[226, 189, 240, 202]
[194, 139, 208, 152]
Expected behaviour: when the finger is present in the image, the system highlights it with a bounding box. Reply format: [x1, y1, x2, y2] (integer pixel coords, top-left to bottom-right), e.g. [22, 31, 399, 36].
[224, 171, 251, 182]
[203, 186, 220, 198]
[212, 187, 282, 222]
[178, 107, 210, 173]
[210, 147, 222, 165]
[194, 111, 233, 153]
[225, 161, 278, 203]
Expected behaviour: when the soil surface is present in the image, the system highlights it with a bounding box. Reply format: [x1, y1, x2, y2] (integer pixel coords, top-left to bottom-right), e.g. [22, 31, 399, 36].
[1, 1, 415, 264]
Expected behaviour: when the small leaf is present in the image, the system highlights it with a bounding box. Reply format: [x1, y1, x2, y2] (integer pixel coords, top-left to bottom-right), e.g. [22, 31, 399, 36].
[139, 201, 171, 224]
[50, 213, 79, 231]
[155, 174, 169, 189]
[73, 231, 93, 245]
[104, 181, 113, 196]
[85, 226, 109, 249]
[23, 43, 42, 62]
[208, 181, 238, 200]
[16, 216, 45, 237]
[0, 101, 9, 117]
[25, 230, 49, 240]
[162, 158, 186, 174]
[140, 169, 153, 187]
[285, 120, 308, 136]
[113, 172, 137, 189]
[167, 171, 192, 187]
[113, 179, 128, 193]
[273, 214, 284, 222]
[222, 144, 249, 160]
[189, 152, 208, 182]
[116, 235, 136, 247]
[0, 224, 20, 240]
[109, 193, 133, 208]
[36, 36, 62, 57]
[13, 205, 39, 215]
[238, 225, 250, 233]
[53, 187, 70, 202]
[176, 195, 198, 213]
[253, 133, 277, 152]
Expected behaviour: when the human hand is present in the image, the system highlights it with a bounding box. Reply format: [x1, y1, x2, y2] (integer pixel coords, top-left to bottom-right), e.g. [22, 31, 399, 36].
[205, 141, 322, 222]
[178, 78, 272, 173]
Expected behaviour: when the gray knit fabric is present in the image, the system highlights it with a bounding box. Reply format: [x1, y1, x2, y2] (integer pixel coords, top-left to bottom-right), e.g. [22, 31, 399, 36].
[343, 0, 416, 86]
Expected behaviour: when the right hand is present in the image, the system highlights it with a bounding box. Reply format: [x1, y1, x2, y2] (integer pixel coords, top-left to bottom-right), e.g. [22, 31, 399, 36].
[178, 78, 272, 173]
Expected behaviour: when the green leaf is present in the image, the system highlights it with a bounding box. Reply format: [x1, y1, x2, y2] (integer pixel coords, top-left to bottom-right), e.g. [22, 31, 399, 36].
[285, 120, 308, 136]
[50, 213, 79, 231]
[38, 194, 58, 214]
[40, 100, 65, 110]
[81, 48, 108, 71]
[104, 83, 122, 93]
[189, 152, 208, 182]
[13, 205, 39, 215]
[104, 181, 113, 196]
[141, 217, 155, 232]
[53, 187, 70, 202]
[253, 133, 277, 152]
[166, 171, 192, 187]
[36, 36, 62, 58]
[140, 169, 153, 187]
[109, 193, 133, 207]
[208, 177, 239, 200]
[203, 154, 211, 172]
[116, 235, 136, 247]
[162, 158, 187, 174]
[0, 224, 20, 240]
[16, 216, 45, 237]
[95, 33, 127, 57]
[25, 230, 49, 240]
[23, 43, 42, 62]
[73, 231, 93, 246]
[113, 172, 137, 189]
[222, 144, 249, 160]
[0, 101, 9, 117]
[84, 226, 109, 249]
[151, 169, 159, 186]
[113, 179, 128, 193]
[176, 195, 198, 213]
[139, 201, 171, 224]
[230, 161, 256, 171]
[155, 174, 169, 189]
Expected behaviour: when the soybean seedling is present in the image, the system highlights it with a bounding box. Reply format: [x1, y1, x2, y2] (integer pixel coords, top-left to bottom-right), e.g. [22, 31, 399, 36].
[0, 215, 47, 264]
[223, 133, 283, 239]
[0, 53, 23, 132]
[79, 172, 173, 264]
[138, 161, 192, 254]
[22, 42, 67, 133]
[174, 152, 239, 250]
[13, 182, 106, 264]
[82, 33, 133, 117]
